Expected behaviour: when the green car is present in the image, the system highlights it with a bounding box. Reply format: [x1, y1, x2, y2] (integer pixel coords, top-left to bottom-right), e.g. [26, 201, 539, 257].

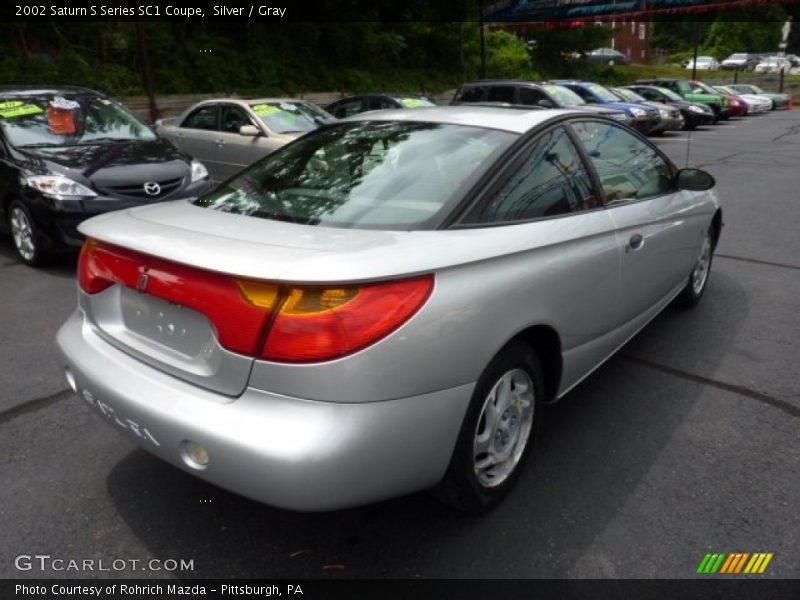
[635, 78, 728, 121]
[724, 84, 790, 110]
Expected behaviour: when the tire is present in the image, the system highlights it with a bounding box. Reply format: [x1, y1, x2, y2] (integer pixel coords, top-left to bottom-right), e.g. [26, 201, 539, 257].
[432, 340, 544, 513]
[673, 226, 715, 309]
[8, 200, 50, 267]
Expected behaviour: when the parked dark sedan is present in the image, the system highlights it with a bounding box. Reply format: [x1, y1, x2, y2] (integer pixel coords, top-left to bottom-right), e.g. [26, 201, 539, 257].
[585, 48, 630, 66]
[0, 86, 212, 265]
[325, 94, 436, 118]
[623, 85, 716, 130]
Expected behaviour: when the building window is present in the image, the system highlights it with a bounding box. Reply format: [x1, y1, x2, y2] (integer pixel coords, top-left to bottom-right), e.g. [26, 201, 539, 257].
[631, 22, 635, 33]
[639, 23, 646, 40]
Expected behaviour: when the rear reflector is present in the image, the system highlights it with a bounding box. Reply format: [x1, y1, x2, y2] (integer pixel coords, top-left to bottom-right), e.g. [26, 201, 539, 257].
[78, 238, 433, 363]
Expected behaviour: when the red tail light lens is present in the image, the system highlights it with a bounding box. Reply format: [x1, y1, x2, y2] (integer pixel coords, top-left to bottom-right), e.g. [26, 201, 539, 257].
[78, 238, 433, 363]
[261, 277, 433, 362]
[77, 238, 279, 355]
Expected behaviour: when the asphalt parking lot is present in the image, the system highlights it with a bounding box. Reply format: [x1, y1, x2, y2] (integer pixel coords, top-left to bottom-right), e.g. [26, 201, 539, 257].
[0, 110, 798, 580]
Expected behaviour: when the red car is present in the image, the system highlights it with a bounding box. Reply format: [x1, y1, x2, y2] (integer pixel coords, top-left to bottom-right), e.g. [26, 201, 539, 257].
[690, 80, 747, 117]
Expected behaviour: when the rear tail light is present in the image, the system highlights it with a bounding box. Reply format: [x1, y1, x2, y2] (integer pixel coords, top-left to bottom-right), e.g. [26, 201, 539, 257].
[261, 277, 433, 362]
[78, 238, 432, 362]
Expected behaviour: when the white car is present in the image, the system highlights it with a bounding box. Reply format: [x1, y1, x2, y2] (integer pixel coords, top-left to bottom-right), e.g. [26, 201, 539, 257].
[686, 56, 719, 70]
[714, 86, 772, 114]
[755, 56, 791, 73]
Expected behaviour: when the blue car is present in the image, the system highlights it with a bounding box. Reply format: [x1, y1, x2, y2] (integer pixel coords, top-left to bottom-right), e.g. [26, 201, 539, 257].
[553, 81, 661, 134]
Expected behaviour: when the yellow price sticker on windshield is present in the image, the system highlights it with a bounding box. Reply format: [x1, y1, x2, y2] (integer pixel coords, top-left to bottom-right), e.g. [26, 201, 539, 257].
[0, 102, 43, 118]
[251, 104, 282, 117]
[400, 98, 429, 108]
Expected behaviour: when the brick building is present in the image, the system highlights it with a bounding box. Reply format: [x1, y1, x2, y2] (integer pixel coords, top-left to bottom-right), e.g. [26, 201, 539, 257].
[611, 21, 651, 64]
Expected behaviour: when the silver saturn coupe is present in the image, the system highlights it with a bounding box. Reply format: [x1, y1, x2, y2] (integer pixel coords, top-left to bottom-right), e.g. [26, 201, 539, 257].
[57, 107, 722, 513]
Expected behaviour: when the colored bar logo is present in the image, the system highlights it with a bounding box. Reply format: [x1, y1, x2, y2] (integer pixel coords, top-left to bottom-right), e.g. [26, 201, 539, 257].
[697, 553, 773, 574]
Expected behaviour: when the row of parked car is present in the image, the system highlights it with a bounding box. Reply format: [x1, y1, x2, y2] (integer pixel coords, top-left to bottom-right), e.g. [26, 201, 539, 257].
[686, 52, 800, 73]
[0, 78, 790, 265]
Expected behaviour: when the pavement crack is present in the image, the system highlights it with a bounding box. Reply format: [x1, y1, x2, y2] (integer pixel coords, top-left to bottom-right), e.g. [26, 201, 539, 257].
[0, 389, 73, 426]
[716, 254, 800, 271]
[772, 123, 800, 142]
[621, 355, 800, 419]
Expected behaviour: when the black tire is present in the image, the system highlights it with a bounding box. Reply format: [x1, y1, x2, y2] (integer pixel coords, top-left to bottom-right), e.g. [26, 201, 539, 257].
[7, 200, 50, 267]
[432, 340, 544, 513]
[673, 225, 715, 309]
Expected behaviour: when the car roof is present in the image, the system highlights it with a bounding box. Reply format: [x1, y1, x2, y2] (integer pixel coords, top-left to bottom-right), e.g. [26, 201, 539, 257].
[331, 93, 431, 101]
[0, 85, 104, 98]
[342, 105, 583, 134]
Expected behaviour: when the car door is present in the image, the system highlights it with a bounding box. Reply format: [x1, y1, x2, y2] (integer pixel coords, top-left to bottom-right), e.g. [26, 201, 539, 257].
[215, 103, 271, 180]
[173, 104, 225, 180]
[570, 119, 704, 333]
[459, 124, 621, 393]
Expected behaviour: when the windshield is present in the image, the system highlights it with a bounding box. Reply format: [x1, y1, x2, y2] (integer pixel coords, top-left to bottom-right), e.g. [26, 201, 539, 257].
[0, 94, 156, 147]
[656, 87, 684, 102]
[250, 101, 332, 134]
[728, 54, 746, 60]
[614, 88, 646, 103]
[397, 97, 436, 108]
[692, 82, 717, 95]
[193, 121, 516, 230]
[542, 85, 584, 107]
[586, 84, 621, 103]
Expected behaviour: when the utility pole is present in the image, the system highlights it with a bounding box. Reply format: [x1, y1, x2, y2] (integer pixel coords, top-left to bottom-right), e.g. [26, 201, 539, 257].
[478, 0, 487, 79]
[778, 17, 792, 93]
[135, 21, 158, 123]
[691, 22, 699, 81]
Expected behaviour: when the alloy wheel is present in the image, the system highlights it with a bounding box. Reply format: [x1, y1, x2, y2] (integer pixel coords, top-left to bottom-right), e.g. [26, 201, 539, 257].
[473, 368, 535, 488]
[10, 206, 36, 262]
[692, 231, 712, 295]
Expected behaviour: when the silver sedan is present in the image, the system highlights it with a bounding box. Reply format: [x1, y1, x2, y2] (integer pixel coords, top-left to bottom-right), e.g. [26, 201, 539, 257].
[57, 107, 722, 512]
[156, 98, 334, 182]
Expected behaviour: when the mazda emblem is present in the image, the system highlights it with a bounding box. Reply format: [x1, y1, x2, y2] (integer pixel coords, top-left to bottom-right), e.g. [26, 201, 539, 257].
[143, 181, 161, 196]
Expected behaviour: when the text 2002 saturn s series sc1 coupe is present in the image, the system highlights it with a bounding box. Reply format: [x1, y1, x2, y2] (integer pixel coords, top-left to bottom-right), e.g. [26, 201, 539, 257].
[57, 107, 722, 513]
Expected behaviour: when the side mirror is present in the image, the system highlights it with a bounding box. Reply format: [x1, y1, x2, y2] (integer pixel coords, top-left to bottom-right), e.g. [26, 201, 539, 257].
[584, 97, 597, 104]
[239, 125, 261, 137]
[537, 99, 556, 108]
[676, 168, 715, 191]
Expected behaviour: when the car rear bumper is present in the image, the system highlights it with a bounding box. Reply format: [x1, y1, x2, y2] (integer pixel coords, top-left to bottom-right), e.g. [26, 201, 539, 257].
[56, 310, 472, 511]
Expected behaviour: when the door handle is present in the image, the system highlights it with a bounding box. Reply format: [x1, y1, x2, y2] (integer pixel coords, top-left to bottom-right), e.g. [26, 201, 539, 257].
[627, 233, 644, 252]
[215, 139, 225, 146]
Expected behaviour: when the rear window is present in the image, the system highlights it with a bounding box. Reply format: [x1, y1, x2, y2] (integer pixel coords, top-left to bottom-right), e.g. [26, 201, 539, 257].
[193, 121, 516, 230]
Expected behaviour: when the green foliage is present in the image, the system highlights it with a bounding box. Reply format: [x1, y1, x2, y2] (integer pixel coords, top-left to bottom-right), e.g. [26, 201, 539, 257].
[485, 30, 532, 78]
